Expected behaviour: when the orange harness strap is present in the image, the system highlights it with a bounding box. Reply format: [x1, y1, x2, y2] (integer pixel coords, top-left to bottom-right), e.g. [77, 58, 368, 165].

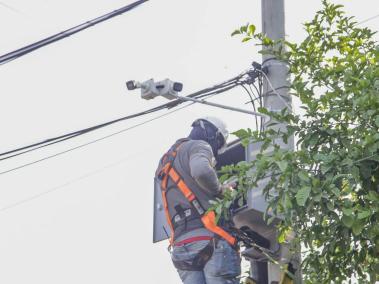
[158, 142, 236, 246]
[160, 163, 176, 244]
[201, 211, 236, 245]
[168, 167, 236, 246]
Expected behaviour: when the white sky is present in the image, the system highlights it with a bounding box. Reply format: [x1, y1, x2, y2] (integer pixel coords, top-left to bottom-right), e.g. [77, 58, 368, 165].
[0, 1, 377, 283]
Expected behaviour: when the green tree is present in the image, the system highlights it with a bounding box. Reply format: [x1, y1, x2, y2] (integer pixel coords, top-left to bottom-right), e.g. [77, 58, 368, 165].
[218, 1, 379, 283]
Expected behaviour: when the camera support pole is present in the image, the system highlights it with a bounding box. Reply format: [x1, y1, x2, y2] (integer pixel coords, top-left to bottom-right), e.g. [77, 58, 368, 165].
[171, 94, 269, 118]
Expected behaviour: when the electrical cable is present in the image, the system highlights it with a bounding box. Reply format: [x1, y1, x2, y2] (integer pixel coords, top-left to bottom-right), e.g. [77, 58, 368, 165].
[0, 0, 149, 65]
[251, 81, 264, 133]
[0, 107, 161, 161]
[0, 72, 248, 161]
[236, 68, 266, 132]
[0, 85, 242, 209]
[190, 82, 237, 100]
[244, 86, 291, 105]
[0, 1, 22, 13]
[0, 67, 284, 210]
[0, 89, 248, 213]
[239, 84, 259, 131]
[248, 77, 264, 126]
[240, 84, 255, 107]
[0, 72, 255, 175]
[248, 83, 260, 103]
[258, 71, 264, 132]
[180, 73, 245, 101]
[258, 69, 292, 111]
[0, 150, 148, 213]
[358, 13, 379, 25]
[0, 102, 194, 176]
[261, 57, 278, 66]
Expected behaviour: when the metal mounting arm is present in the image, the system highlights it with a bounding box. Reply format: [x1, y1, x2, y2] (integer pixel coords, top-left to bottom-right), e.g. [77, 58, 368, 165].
[171, 94, 269, 119]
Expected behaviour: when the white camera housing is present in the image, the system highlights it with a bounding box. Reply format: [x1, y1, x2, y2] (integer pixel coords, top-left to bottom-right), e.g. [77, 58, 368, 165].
[135, 79, 183, 100]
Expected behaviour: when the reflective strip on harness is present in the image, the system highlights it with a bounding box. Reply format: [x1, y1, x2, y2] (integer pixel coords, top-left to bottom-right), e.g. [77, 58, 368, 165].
[174, 236, 213, 246]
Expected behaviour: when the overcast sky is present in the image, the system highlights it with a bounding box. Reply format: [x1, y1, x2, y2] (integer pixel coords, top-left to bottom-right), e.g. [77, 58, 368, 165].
[0, 1, 378, 283]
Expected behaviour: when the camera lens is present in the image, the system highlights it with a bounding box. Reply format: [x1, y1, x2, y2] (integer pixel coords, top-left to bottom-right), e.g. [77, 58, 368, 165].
[126, 81, 136, 90]
[173, 82, 183, 92]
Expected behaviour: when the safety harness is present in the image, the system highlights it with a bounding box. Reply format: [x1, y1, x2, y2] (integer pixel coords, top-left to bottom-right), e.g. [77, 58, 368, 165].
[157, 139, 236, 247]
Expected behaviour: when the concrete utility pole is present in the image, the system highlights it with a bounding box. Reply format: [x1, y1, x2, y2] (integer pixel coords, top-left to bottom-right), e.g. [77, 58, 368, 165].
[249, 0, 296, 283]
[261, 0, 291, 121]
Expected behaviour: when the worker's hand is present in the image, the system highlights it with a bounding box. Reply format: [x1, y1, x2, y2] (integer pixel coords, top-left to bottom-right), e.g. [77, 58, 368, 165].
[220, 182, 236, 194]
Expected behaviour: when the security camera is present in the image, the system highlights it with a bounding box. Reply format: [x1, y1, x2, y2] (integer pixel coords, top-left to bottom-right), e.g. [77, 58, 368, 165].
[126, 78, 183, 101]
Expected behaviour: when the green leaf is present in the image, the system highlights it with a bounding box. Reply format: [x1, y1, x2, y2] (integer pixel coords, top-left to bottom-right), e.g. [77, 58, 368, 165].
[240, 25, 248, 33]
[368, 225, 379, 239]
[241, 138, 250, 147]
[313, 193, 322, 202]
[248, 24, 256, 35]
[278, 230, 287, 243]
[296, 186, 311, 206]
[284, 193, 292, 210]
[242, 37, 252, 43]
[326, 201, 334, 211]
[331, 187, 340, 197]
[276, 161, 288, 172]
[360, 165, 372, 179]
[357, 210, 371, 219]
[262, 36, 273, 45]
[342, 208, 353, 216]
[367, 190, 379, 201]
[257, 107, 270, 115]
[231, 29, 241, 36]
[266, 216, 276, 225]
[298, 170, 309, 182]
[226, 199, 233, 206]
[232, 129, 249, 139]
[342, 215, 354, 228]
[209, 200, 217, 205]
[352, 220, 364, 236]
[351, 166, 360, 180]
[215, 205, 222, 215]
[375, 116, 379, 127]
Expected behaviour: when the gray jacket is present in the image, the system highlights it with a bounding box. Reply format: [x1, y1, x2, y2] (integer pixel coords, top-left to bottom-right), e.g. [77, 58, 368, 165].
[156, 139, 221, 241]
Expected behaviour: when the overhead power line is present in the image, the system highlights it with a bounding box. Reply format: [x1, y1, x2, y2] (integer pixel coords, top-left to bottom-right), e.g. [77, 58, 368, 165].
[0, 70, 262, 209]
[0, 102, 194, 175]
[0, 86, 241, 208]
[0, 0, 149, 65]
[358, 13, 379, 25]
[0, 72, 248, 163]
[0, 150, 148, 213]
[0, 1, 22, 14]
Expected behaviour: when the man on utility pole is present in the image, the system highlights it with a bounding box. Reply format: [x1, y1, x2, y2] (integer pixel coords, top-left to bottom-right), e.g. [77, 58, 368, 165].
[155, 117, 241, 284]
